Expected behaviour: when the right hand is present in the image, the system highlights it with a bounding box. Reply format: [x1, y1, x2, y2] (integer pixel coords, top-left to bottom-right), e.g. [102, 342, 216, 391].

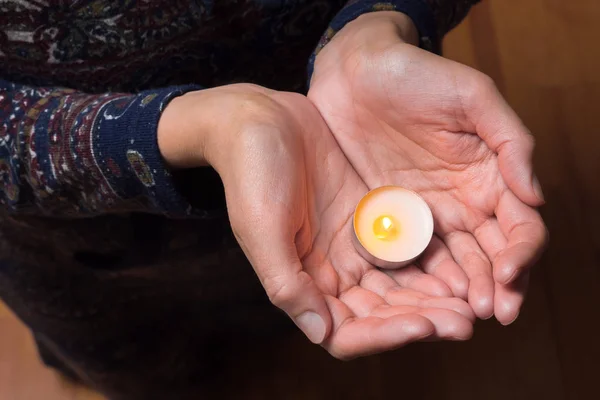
[308, 13, 548, 325]
[158, 84, 475, 359]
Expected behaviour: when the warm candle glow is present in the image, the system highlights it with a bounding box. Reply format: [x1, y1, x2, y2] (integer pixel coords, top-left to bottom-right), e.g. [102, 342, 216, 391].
[353, 186, 434, 269]
[373, 215, 399, 241]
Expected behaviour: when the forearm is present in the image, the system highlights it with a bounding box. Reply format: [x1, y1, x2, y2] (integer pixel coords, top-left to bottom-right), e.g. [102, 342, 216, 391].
[0, 80, 202, 217]
[308, 0, 481, 80]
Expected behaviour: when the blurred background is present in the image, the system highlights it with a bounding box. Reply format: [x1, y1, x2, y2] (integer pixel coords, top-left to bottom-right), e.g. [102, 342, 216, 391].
[1, 0, 598, 398]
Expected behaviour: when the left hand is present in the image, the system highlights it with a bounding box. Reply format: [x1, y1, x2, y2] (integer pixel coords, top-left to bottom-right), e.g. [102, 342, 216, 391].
[308, 12, 548, 325]
[161, 84, 475, 359]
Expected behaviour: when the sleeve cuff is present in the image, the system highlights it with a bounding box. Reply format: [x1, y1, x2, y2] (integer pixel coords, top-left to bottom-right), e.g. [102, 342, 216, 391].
[308, 0, 438, 81]
[92, 85, 205, 217]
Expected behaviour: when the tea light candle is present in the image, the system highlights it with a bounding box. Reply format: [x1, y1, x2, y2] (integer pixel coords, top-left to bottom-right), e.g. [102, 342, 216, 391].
[352, 186, 434, 269]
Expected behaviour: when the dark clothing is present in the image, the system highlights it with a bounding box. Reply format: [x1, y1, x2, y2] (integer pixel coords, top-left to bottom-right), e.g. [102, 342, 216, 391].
[0, 1, 479, 398]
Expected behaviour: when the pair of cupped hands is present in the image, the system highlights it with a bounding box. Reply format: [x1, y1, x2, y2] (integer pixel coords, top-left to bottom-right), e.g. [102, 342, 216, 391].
[158, 12, 548, 359]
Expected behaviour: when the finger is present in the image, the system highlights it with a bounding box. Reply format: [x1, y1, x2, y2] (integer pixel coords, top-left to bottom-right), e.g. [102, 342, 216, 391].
[494, 271, 530, 325]
[459, 72, 544, 206]
[419, 236, 470, 299]
[383, 288, 476, 322]
[237, 220, 331, 345]
[339, 286, 387, 318]
[417, 309, 474, 341]
[324, 296, 435, 360]
[385, 265, 453, 297]
[358, 268, 401, 297]
[445, 231, 494, 319]
[494, 190, 548, 284]
[358, 272, 469, 318]
[371, 307, 473, 341]
[473, 217, 507, 263]
[347, 277, 475, 322]
[472, 217, 533, 324]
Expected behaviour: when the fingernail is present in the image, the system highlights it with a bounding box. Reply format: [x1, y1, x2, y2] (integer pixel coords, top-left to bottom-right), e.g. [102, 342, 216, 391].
[532, 175, 545, 202]
[296, 312, 326, 344]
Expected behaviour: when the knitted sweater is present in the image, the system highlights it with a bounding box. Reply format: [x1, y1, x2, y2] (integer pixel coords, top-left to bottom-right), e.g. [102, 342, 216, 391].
[0, 1, 479, 398]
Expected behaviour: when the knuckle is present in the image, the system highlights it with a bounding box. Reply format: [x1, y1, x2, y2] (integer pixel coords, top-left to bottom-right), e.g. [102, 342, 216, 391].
[533, 222, 550, 247]
[265, 270, 311, 309]
[463, 71, 497, 104]
[522, 132, 536, 151]
[266, 278, 299, 309]
[478, 72, 497, 90]
[473, 71, 497, 93]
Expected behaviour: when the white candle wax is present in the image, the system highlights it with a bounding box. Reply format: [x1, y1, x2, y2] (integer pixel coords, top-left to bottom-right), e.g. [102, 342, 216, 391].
[352, 186, 434, 269]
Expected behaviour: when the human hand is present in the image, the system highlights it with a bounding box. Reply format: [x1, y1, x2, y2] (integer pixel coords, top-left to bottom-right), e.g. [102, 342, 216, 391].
[158, 83, 475, 359]
[308, 13, 548, 325]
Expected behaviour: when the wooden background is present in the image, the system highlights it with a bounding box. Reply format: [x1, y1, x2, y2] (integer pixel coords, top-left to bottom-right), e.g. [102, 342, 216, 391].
[1, 0, 598, 398]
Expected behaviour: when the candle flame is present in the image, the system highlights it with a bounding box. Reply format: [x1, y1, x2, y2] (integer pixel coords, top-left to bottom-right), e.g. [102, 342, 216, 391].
[373, 215, 399, 241]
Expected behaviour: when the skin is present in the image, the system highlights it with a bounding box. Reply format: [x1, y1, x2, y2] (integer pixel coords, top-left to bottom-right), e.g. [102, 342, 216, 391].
[308, 12, 549, 325]
[158, 84, 474, 360]
[156, 11, 549, 358]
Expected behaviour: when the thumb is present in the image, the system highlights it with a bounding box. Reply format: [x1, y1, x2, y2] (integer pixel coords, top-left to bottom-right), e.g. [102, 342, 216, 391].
[234, 218, 331, 344]
[265, 265, 331, 345]
[461, 73, 545, 206]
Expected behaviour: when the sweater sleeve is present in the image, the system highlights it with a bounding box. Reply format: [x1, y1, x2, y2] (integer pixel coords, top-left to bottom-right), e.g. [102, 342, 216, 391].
[0, 80, 203, 218]
[308, 0, 481, 77]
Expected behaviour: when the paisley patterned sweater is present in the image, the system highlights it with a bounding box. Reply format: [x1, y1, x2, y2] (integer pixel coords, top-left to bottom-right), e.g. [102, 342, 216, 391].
[0, 1, 479, 398]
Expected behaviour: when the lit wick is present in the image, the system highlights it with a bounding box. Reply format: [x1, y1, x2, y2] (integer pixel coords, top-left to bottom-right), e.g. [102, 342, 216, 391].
[352, 186, 434, 269]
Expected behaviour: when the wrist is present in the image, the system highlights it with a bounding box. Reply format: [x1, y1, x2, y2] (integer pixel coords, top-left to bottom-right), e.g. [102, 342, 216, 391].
[312, 11, 418, 76]
[157, 91, 210, 169]
[157, 84, 288, 175]
[311, 11, 419, 85]
[339, 11, 419, 48]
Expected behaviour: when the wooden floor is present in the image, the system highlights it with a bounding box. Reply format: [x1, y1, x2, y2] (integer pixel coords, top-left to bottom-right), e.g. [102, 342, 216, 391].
[1, 0, 599, 398]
